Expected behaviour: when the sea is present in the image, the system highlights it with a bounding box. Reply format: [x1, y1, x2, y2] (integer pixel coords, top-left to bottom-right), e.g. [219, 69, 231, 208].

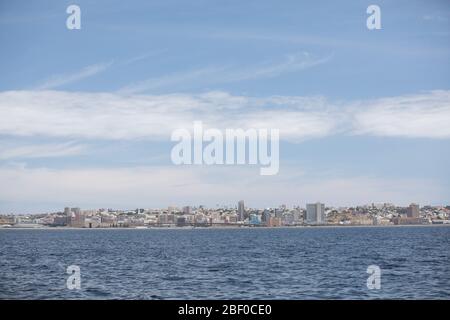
[0, 226, 449, 299]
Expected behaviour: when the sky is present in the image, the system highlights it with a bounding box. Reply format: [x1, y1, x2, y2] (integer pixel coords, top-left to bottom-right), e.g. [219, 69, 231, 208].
[0, 0, 449, 213]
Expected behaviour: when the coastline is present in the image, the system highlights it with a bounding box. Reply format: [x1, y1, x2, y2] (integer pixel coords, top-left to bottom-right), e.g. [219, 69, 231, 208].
[1, 224, 449, 230]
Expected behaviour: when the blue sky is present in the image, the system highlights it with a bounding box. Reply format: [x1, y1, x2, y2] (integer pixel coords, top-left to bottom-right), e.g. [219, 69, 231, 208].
[0, 0, 449, 212]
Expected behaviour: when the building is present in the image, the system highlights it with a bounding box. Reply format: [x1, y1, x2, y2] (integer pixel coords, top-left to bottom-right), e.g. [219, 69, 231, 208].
[267, 216, 282, 227]
[70, 208, 85, 228]
[85, 216, 101, 228]
[238, 200, 245, 221]
[53, 215, 69, 226]
[64, 207, 71, 216]
[176, 216, 187, 227]
[393, 217, 425, 225]
[158, 214, 169, 225]
[306, 202, 326, 225]
[249, 214, 261, 225]
[0, 215, 15, 226]
[182, 206, 191, 215]
[407, 203, 420, 218]
[262, 209, 271, 223]
[373, 216, 392, 226]
[101, 216, 117, 228]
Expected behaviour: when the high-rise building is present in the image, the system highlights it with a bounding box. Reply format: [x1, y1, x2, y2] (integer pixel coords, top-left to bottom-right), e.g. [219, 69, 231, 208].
[238, 200, 245, 221]
[306, 202, 326, 225]
[70, 208, 85, 228]
[406, 203, 420, 218]
[262, 209, 271, 223]
[182, 206, 191, 215]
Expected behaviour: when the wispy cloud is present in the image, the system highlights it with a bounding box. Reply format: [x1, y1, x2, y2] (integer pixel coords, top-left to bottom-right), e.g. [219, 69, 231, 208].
[202, 29, 450, 57]
[34, 50, 167, 90]
[35, 61, 113, 90]
[119, 52, 331, 94]
[0, 90, 449, 141]
[423, 14, 448, 22]
[0, 142, 86, 160]
[121, 50, 167, 66]
[220, 52, 333, 82]
[119, 66, 228, 94]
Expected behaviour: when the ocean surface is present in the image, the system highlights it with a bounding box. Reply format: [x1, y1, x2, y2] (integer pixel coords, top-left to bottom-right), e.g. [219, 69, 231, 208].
[0, 226, 449, 299]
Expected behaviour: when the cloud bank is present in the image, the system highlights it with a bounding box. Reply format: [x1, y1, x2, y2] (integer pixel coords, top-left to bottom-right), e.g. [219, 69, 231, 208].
[0, 165, 446, 213]
[0, 90, 449, 142]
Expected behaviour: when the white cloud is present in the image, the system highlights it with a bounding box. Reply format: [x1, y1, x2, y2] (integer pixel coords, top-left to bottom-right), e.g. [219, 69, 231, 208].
[0, 90, 449, 142]
[0, 165, 446, 212]
[0, 90, 339, 141]
[35, 62, 113, 90]
[351, 90, 450, 138]
[0, 142, 86, 160]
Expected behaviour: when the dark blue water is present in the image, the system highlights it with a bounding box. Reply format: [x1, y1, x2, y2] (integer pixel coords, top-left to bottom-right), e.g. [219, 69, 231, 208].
[0, 226, 449, 299]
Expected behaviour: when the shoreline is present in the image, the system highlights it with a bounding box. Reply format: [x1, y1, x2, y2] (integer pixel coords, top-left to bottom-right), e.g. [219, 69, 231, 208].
[1, 224, 449, 230]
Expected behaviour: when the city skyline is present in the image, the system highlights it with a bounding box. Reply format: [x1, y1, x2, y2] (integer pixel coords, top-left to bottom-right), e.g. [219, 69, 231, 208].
[2, 200, 448, 216]
[2, 201, 448, 228]
[0, 1, 449, 213]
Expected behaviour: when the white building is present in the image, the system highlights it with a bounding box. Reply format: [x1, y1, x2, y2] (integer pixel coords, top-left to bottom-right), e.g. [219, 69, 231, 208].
[306, 202, 326, 225]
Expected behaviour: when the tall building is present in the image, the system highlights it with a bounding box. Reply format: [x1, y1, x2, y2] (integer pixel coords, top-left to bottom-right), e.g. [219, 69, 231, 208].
[406, 203, 420, 218]
[262, 209, 271, 223]
[306, 202, 326, 225]
[70, 208, 85, 228]
[182, 206, 191, 215]
[238, 200, 245, 221]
